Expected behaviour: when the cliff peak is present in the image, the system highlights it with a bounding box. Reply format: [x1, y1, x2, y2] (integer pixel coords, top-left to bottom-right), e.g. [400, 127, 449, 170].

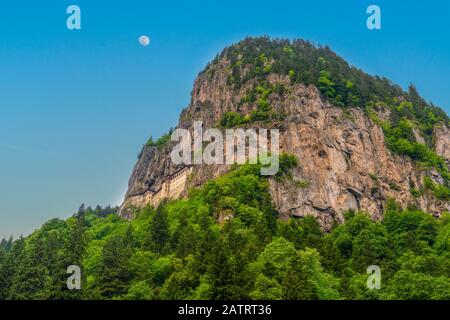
[119, 37, 450, 228]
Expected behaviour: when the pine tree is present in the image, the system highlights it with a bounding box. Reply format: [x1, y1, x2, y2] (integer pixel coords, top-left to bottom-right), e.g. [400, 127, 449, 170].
[96, 229, 133, 298]
[0, 238, 25, 299]
[208, 238, 234, 300]
[173, 214, 197, 258]
[0, 248, 7, 299]
[282, 254, 317, 300]
[146, 204, 169, 254]
[9, 237, 49, 300]
[47, 212, 87, 300]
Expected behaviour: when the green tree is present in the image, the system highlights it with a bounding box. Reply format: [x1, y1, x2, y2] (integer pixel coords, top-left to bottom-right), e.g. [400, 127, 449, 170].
[95, 231, 133, 298]
[283, 248, 340, 300]
[250, 274, 283, 300]
[9, 237, 49, 299]
[146, 204, 170, 254]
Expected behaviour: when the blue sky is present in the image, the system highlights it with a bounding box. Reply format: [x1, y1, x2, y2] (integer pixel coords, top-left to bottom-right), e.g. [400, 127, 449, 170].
[1, 0, 449, 239]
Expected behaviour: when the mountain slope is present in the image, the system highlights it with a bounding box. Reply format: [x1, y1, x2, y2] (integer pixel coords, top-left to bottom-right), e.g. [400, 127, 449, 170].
[1, 164, 450, 300]
[1, 37, 450, 301]
[119, 37, 450, 228]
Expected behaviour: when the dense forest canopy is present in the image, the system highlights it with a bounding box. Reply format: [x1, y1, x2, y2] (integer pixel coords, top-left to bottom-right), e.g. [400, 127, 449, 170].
[1, 162, 449, 300]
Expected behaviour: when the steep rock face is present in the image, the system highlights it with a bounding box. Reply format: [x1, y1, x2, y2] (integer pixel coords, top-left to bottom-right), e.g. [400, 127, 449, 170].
[434, 124, 450, 166]
[268, 84, 449, 229]
[119, 48, 450, 228]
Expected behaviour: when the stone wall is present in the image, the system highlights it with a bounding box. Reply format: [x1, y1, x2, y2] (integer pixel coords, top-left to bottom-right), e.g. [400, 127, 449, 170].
[119, 166, 193, 218]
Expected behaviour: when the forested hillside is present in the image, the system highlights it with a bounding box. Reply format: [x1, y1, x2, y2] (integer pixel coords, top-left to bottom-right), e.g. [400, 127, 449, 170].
[2, 37, 450, 300]
[1, 162, 449, 300]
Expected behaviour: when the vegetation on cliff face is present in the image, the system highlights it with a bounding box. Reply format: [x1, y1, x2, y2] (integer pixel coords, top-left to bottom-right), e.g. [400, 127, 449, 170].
[213, 37, 450, 200]
[1, 163, 449, 300]
[146, 128, 174, 150]
[217, 37, 449, 126]
[219, 82, 287, 128]
[1, 37, 449, 301]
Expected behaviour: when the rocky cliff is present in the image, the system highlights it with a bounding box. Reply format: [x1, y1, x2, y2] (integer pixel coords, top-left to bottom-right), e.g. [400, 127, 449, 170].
[119, 37, 450, 229]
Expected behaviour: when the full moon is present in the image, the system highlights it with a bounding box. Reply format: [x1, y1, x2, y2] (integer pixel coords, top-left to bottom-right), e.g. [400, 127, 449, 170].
[139, 35, 150, 47]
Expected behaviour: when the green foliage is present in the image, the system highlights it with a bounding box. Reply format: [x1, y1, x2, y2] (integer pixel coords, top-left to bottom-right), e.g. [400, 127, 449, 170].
[219, 37, 450, 194]
[145, 205, 170, 254]
[1, 166, 449, 300]
[146, 129, 173, 150]
[422, 176, 450, 200]
[221, 37, 448, 122]
[249, 274, 283, 300]
[220, 82, 286, 127]
[382, 118, 450, 198]
[2, 38, 450, 301]
[283, 248, 340, 300]
[295, 180, 311, 188]
[386, 270, 450, 299]
[220, 111, 247, 128]
[249, 237, 297, 282]
[276, 153, 299, 181]
[123, 281, 154, 300]
[94, 231, 133, 298]
[318, 70, 337, 99]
